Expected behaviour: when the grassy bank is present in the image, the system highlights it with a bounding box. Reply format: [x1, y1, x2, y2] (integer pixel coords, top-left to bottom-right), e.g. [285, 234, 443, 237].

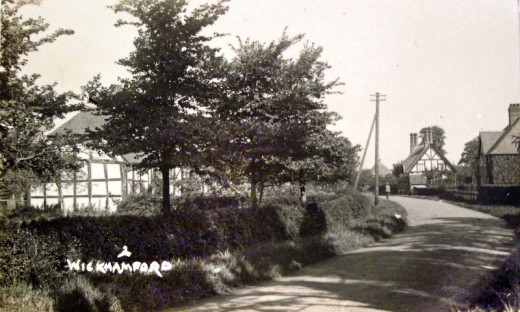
[403, 194, 520, 312]
[0, 195, 407, 312]
[451, 201, 520, 312]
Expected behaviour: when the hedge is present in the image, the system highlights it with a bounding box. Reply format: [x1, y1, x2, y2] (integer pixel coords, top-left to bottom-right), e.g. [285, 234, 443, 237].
[0, 190, 372, 288]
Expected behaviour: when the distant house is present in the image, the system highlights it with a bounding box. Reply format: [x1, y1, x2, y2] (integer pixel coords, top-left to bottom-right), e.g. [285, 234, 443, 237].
[396, 128, 456, 192]
[30, 111, 186, 212]
[371, 162, 391, 177]
[477, 104, 520, 187]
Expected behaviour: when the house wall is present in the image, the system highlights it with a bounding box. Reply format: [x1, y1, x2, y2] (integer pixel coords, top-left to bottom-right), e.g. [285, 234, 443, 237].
[30, 161, 151, 212]
[30, 147, 153, 212]
[409, 147, 451, 174]
[490, 155, 520, 185]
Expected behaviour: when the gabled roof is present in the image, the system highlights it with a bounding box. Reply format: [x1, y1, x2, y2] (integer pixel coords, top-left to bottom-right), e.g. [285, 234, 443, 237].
[49, 111, 107, 136]
[48, 111, 143, 165]
[402, 144, 427, 173]
[479, 131, 504, 155]
[371, 163, 391, 176]
[402, 143, 456, 173]
[485, 118, 520, 155]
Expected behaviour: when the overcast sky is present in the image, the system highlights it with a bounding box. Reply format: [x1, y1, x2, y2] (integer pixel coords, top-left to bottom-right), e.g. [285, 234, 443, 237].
[19, 0, 520, 169]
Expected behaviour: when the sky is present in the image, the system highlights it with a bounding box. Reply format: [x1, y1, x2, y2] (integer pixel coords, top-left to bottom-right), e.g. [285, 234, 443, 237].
[18, 0, 520, 169]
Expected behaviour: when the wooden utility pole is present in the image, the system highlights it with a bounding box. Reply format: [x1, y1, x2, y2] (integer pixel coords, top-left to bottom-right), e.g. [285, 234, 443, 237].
[370, 92, 386, 206]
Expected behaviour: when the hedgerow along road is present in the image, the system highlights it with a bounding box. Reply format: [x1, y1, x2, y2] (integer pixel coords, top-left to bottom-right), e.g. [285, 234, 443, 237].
[172, 196, 514, 312]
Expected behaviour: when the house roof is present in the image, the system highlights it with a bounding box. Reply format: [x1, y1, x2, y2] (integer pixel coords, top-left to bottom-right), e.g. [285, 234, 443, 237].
[49, 111, 107, 136]
[49, 111, 144, 165]
[401, 143, 456, 173]
[371, 163, 391, 176]
[479, 131, 504, 155]
[402, 144, 427, 173]
[479, 118, 520, 156]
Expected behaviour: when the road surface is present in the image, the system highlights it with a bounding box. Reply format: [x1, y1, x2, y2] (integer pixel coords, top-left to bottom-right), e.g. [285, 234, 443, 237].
[172, 196, 515, 312]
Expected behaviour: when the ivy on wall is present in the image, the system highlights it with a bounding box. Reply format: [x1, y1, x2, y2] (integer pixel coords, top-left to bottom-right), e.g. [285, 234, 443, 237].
[491, 155, 520, 185]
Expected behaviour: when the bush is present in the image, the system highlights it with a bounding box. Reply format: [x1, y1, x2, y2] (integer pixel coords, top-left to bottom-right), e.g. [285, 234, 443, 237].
[174, 195, 248, 210]
[299, 203, 327, 237]
[0, 283, 55, 312]
[55, 276, 122, 312]
[116, 193, 161, 216]
[14, 206, 290, 265]
[0, 222, 75, 288]
[0, 189, 409, 311]
[320, 192, 372, 230]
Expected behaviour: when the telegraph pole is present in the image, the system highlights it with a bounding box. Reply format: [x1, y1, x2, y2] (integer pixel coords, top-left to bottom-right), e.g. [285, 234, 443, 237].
[370, 92, 386, 206]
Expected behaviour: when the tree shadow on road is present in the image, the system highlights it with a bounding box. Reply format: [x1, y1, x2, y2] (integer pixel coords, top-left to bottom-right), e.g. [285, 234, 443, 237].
[183, 217, 514, 312]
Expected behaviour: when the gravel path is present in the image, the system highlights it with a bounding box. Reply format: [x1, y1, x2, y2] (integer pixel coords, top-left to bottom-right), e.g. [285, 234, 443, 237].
[172, 196, 515, 312]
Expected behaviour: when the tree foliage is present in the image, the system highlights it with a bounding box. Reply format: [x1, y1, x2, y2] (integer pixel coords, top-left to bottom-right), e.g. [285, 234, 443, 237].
[0, 0, 79, 200]
[208, 32, 350, 208]
[422, 168, 454, 188]
[513, 135, 520, 152]
[458, 136, 479, 184]
[88, 0, 229, 214]
[419, 125, 446, 153]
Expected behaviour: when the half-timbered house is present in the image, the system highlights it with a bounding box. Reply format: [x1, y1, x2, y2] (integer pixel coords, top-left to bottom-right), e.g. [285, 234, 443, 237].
[397, 128, 456, 191]
[29, 111, 185, 212]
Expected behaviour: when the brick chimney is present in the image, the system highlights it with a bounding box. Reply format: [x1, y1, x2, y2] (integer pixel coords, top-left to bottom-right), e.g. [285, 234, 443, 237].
[424, 128, 433, 144]
[410, 133, 418, 153]
[509, 104, 520, 125]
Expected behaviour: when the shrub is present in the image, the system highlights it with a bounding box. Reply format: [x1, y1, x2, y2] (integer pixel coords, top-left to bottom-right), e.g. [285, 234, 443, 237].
[116, 193, 161, 216]
[0, 222, 75, 288]
[0, 283, 55, 312]
[55, 275, 122, 312]
[299, 203, 327, 237]
[13, 205, 291, 268]
[320, 192, 372, 230]
[87, 261, 215, 311]
[175, 195, 247, 210]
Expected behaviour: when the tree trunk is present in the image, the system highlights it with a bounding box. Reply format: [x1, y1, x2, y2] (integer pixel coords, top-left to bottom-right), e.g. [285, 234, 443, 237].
[25, 185, 31, 209]
[161, 166, 171, 215]
[250, 159, 258, 209]
[250, 171, 257, 210]
[299, 169, 307, 207]
[258, 178, 265, 208]
[57, 181, 65, 213]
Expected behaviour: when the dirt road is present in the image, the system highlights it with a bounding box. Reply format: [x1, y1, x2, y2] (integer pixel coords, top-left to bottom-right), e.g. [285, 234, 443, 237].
[173, 196, 515, 312]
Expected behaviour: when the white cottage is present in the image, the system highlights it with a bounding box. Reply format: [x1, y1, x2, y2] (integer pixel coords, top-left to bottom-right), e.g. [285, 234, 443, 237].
[30, 111, 184, 212]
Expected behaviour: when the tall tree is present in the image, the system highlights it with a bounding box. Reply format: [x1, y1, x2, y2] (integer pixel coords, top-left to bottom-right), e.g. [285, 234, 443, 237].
[89, 0, 229, 214]
[459, 137, 479, 168]
[283, 129, 360, 205]
[210, 33, 343, 208]
[458, 136, 479, 183]
[419, 126, 446, 153]
[0, 0, 79, 202]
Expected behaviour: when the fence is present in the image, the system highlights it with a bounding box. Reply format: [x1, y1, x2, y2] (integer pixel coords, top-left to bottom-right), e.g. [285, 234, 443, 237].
[479, 185, 520, 206]
[443, 189, 478, 202]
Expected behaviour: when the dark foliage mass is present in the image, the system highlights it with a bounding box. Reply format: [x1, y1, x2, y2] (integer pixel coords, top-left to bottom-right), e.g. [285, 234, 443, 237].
[0, 191, 372, 287]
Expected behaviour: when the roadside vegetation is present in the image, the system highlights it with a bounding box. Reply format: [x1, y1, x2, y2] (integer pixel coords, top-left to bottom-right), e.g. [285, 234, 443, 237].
[402, 193, 520, 312]
[450, 199, 520, 312]
[0, 185, 407, 311]
[0, 1, 409, 311]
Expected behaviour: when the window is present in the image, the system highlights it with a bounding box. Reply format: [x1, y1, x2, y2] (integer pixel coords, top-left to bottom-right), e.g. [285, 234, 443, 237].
[416, 163, 425, 172]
